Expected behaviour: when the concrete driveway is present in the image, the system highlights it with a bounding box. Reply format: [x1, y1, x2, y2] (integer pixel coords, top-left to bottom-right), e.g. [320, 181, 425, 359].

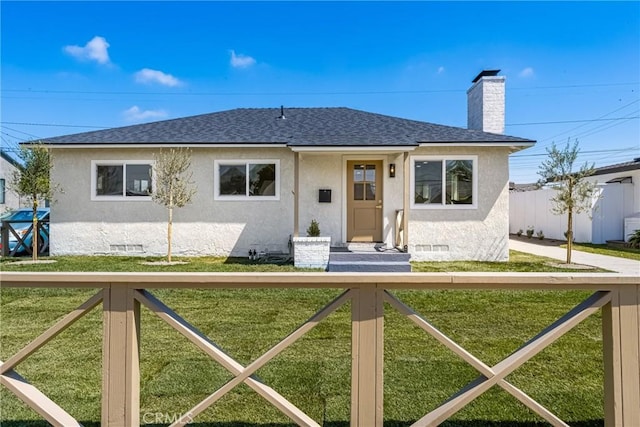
[509, 238, 640, 276]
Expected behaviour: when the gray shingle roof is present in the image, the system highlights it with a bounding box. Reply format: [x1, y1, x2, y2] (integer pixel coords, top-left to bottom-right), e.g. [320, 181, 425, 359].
[40, 107, 535, 147]
[593, 158, 640, 176]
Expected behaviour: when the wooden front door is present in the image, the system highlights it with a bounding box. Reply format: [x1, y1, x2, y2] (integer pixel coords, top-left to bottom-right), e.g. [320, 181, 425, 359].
[347, 160, 383, 242]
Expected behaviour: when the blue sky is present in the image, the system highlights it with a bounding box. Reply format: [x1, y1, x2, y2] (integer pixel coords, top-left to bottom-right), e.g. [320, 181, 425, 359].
[1, 1, 638, 183]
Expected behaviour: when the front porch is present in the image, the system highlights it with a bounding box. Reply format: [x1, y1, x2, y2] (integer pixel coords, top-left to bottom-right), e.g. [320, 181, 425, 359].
[292, 151, 410, 252]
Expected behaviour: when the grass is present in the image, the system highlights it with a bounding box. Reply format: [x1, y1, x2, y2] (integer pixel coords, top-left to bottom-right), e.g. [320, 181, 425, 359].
[560, 242, 640, 261]
[413, 250, 608, 272]
[0, 286, 605, 426]
[0, 251, 609, 425]
[0, 250, 606, 272]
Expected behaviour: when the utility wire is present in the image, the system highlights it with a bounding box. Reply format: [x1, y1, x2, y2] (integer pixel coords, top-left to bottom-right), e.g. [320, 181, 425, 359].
[3, 113, 638, 132]
[1, 125, 42, 140]
[1, 121, 109, 129]
[506, 116, 639, 126]
[2, 81, 638, 97]
[522, 99, 639, 149]
[511, 147, 637, 159]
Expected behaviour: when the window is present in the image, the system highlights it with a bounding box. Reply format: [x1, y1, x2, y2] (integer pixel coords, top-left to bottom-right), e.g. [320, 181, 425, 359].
[411, 156, 477, 209]
[92, 161, 152, 200]
[214, 160, 279, 200]
[353, 164, 377, 200]
[0, 178, 5, 204]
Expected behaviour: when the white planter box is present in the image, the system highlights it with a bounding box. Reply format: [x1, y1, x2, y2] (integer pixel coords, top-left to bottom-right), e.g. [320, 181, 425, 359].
[293, 236, 331, 269]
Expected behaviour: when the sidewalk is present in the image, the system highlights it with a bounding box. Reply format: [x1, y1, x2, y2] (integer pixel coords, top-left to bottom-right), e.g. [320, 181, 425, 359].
[509, 238, 640, 276]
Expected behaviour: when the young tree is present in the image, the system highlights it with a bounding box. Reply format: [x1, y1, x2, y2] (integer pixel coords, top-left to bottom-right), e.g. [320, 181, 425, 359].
[152, 147, 197, 262]
[12, 143, 57, 261]
[537, 139, 596, 264]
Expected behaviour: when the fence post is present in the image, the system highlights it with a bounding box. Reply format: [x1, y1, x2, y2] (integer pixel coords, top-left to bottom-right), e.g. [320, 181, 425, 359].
[1, 221, 8, 257]
[351, 285, 384, 427]
[102, 285, 140, 426]
[603, 285, 640, 426]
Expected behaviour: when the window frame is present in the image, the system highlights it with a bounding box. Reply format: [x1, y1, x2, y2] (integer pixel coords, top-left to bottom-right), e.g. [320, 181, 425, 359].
[214, 159, 280, 201]
[91, 160, 153, 201]
[0, 178, 5, 204]
[410, 155, 478, 210]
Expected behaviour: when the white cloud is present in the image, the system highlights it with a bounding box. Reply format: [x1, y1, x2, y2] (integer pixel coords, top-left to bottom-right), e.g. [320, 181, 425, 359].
[123, 106, 167, 122]
[135, 68, 182, 87]
[437, 66, 445, 74]
[230, 50, 256, 68]
[519, 67, 535, 78]
[64, 36, 111, 65]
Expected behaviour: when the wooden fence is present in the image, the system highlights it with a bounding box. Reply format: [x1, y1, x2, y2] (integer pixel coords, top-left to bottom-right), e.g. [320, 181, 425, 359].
[0, 219, 50, 257]
[0, 272, 638, 426]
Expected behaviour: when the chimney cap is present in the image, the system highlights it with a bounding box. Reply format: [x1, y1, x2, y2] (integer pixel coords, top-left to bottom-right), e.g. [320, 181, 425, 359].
[472, 69, 501, 83]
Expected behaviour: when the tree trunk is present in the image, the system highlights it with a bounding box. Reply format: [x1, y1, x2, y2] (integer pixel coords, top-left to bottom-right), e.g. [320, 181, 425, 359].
[168, 207, 173, 263]
[567, 209, 573, 265]
[32, 200, 39, 262]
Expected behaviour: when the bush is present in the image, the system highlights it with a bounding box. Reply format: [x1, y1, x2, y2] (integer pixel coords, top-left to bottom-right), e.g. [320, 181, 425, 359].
[526, 227, 534, 239]
[516, 229, 523, 237]
[628, 229, 640, 249]
[537, 230, 544, 240]
[307, 219, 321, 237]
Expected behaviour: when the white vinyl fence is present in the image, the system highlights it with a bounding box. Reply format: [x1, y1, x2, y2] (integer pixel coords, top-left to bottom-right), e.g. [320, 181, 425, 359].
[509, 183, 635, 243]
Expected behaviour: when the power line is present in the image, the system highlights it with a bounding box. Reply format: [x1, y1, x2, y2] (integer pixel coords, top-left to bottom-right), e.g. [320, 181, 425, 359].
[2, 81, 638, 97]
[1, 125, 43, 140]
[1, 121, 109, 129]
[570, 113, 639, 140]
[1, 130, 32, 141]
[3, 113, 639, 132]
[511, 147, 638, 159]
[527, 99, 640, 148]
[506, 116, 639, 126]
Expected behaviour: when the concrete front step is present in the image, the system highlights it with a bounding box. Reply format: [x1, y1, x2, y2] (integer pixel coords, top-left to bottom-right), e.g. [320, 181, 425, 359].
[328, 247, 412, 272]
[328, 260, 412, 272]
[329, 252, 411, 263]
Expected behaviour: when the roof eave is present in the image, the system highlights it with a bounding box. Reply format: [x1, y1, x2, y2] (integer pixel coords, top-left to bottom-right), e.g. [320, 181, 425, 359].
[289, 145, 418, 153]
[594, 163, 640, 175]
[43, 142, 289, 149]
[418, 141, 535, 152]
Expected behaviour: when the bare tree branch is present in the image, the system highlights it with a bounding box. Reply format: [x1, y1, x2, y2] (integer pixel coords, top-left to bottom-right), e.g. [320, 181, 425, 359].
[151, 148, 197, 262]
[537, 139, 597, 264]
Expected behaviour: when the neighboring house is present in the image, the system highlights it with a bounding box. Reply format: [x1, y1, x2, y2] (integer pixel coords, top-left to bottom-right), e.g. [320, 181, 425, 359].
[510, 158, 640, 243]
[40, 70, 534, 261]
[0, 150, 23, 213]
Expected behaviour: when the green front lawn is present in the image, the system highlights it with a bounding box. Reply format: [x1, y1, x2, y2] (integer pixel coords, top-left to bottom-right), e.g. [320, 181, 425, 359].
[0, 250, 606, 272]
[562, 243, 640, 261]
[1, 286, 604, 426]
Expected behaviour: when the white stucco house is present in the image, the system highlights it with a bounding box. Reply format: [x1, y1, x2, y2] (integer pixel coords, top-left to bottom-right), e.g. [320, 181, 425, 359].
[0, 150, 23, 213]
[39, 70, 535, 261]
[510, 158, 640, 243]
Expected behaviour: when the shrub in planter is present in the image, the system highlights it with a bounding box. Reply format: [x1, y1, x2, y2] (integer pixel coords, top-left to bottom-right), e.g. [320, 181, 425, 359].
[526, 227, 534, 239]
[293, 219, 330, 269]
[628, 229, 640, 249]
[307, 219, 321, 237]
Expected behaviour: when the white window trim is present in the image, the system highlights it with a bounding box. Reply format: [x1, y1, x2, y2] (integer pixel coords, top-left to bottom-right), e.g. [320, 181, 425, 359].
[214, 159, 280, 201]
[91, 160, 153, 201]
[410, 155, 478, 210]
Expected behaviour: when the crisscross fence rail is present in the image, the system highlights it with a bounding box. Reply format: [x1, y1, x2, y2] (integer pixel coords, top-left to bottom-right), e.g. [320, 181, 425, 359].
[1, 219, 50, 257]
[1, 272, 638, 426]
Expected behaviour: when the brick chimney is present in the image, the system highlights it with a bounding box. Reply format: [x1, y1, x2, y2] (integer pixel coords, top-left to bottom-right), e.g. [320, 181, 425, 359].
[467, 69, 505, 134]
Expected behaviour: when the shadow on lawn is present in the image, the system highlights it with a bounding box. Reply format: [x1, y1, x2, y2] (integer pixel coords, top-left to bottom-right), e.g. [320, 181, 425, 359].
[0, 421, 605, 427]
